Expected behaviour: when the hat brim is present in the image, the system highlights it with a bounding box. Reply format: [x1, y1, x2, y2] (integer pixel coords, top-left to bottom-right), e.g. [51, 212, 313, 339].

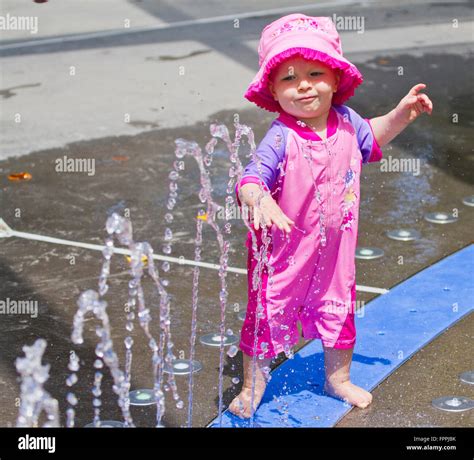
[245, 47, 363, 113]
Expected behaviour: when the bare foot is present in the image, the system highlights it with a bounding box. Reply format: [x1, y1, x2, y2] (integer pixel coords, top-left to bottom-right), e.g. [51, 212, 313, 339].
[228, 383, 267, 419]
[228, 353, 270, 419]
[323, 380, 373, 409]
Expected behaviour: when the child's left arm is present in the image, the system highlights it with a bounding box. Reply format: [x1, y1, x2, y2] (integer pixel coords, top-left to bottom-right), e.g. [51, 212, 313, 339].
[369, 83, 433, 148]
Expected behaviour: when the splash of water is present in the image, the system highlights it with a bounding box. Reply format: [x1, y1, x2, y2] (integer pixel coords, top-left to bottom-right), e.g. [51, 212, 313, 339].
[236, 124, 277, 427]
[67, 212, 183, 427]
[65, 350, 80, 427]
[174, 121, 262, 426]
[14, 119, 279, 428]
[16, 339, 60, 427]
[103, 213, 183, 426]
[174, 131, 232, 426]
[72, 289, 134, 426]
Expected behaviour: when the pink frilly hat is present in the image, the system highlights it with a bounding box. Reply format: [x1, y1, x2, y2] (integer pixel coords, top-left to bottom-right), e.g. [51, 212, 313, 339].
[244, 14, 363, 113]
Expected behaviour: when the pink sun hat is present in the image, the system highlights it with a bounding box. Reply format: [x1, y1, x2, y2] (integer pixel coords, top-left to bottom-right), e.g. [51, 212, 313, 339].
[244, 13, 363, 113]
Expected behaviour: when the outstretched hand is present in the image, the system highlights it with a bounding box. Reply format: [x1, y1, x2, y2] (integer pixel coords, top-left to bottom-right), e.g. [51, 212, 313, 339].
[251, 194, 294, 233]
[395, 83, 433, 124]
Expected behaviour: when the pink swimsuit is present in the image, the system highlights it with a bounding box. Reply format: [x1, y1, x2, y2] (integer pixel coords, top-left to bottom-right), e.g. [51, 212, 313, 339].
[235, 104, 382, 358]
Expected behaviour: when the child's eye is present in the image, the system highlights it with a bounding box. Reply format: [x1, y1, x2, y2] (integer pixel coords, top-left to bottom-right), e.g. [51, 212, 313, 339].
[282, 72, 322, 81]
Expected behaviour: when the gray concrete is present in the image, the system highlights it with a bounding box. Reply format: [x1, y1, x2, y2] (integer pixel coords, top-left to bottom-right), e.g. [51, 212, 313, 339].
[337, 313, 474, 427]
[0, 0, 473, 427]
[0, 0, 472, 159]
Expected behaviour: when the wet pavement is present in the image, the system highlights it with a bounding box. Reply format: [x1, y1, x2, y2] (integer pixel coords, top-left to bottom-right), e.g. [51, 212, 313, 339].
[0, 0, 473, 427]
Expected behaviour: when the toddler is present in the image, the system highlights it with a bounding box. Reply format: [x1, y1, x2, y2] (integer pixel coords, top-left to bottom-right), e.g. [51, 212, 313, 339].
[230, 14, 432, 419]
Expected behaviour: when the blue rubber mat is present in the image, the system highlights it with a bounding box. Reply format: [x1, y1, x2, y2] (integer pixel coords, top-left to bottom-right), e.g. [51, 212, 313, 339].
[209, 244, 474, 427]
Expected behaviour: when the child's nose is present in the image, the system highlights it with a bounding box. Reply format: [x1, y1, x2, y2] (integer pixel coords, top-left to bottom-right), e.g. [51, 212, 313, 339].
[297, 79, 312, 90]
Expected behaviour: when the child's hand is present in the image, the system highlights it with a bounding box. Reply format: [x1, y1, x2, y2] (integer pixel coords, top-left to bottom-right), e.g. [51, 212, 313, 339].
[395, 83, 433, 124]
[252, 194, 294, 233]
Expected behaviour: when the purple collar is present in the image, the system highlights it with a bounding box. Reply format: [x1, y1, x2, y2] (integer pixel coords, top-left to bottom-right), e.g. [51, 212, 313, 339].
[276, 106, 338, 141]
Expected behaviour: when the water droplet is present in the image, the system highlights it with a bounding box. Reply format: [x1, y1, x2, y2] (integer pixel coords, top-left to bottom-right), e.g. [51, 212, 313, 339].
[446, 398, 462, 407]
[66, 374, 78, 387]
[227, 346, 239, 358]
[175, 146, 186, 159]
[67, 393, 78, 406]
[164, 228, 173, 241]
[68, 359, 80, 372]
[219, 290, 228, 302]
[124, 337, 134, 349]
[169, 182, 178, 192]
[102, 246, 114, 260]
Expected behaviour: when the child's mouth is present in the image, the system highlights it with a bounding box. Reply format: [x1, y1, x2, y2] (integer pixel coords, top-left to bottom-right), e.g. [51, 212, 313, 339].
[298, 96, 317, 103]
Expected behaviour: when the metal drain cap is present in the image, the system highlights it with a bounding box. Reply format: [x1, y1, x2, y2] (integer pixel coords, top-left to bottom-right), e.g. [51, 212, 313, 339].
[461, 195, 474, 207]
[164, 359, 202, 375]
[85, 420, 125, 428]
[424, 212, 458, 224]
[129, 389, 156, 406]
[460, 371, 474, 385]
[199, 333, 239, 347]
[386, 229, 421, 241]
[432, 396, 474, 412]
[356, 247, 384, 260]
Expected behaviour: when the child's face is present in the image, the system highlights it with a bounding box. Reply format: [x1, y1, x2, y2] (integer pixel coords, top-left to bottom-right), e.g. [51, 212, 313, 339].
[268, 56, 340, 120]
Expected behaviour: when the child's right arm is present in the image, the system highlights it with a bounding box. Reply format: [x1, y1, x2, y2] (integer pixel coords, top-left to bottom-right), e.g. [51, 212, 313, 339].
[236, 122, 294, 233]
[239, 183, 294, 233]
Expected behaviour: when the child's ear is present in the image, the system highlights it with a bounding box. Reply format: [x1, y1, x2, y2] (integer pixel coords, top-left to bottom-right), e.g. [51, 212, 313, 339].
[333, 71, 341, 93]
[268, 79, 278, 101]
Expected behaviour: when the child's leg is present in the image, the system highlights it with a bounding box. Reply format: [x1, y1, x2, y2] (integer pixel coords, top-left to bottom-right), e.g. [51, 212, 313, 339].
[323, 346, 372, 409]
[228, 351, 271, 419]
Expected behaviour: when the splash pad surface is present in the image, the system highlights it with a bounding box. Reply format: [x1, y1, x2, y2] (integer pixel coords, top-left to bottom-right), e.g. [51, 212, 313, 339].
[210, 245, 474, 427]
